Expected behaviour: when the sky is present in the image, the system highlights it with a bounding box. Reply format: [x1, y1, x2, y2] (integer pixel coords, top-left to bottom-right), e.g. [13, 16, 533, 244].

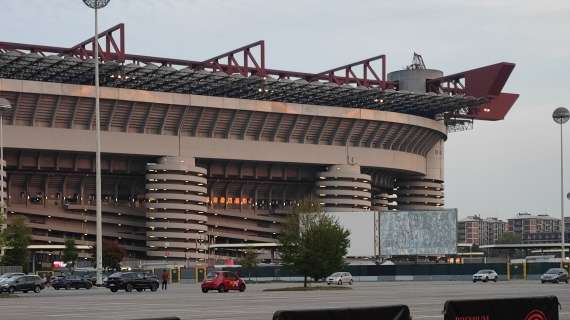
[0, 0, 569, 220]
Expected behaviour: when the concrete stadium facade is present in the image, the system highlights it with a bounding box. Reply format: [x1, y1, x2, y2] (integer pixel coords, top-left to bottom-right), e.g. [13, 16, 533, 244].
[0, 78, 447, 260]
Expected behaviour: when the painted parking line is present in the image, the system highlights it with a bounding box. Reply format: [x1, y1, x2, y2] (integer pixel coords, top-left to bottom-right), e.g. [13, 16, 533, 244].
[47, 315, 93, 318]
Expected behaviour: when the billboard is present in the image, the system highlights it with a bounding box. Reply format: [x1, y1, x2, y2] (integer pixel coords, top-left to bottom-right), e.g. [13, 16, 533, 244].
[327, 211, 377, 257]
[379, 209, 457, 256]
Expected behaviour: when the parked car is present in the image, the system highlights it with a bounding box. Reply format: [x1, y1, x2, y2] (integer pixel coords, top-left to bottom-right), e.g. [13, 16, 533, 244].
[472, 269, 499, 282]
[76, 272, 96, 286]
[201, 271, 246, 293]
[71, 271, 107, 286]
[540, 268, 569, 284]
[52, 275, 93, 290]
[0, 272, 25, 282]
[0, 275, 45, 294]
[81, 273, 109, 286]
[326, 272, 353, 285]
[105, 272, 159, 292]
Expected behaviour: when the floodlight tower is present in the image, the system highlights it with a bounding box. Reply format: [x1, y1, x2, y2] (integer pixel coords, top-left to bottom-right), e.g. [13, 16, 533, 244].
[82, 0, 111, 286]
[553, 107, 570, 263]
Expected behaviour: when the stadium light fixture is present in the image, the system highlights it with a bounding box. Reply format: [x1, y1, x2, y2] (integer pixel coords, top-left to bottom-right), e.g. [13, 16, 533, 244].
[82, 0, 111, 287]
[0, 98, 11, 256]
[553, 107, 570, 264]
[82, 0, 110, 9]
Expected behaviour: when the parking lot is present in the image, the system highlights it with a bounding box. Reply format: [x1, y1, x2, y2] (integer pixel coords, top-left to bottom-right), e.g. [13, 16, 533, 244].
[0, 281, 569, 320]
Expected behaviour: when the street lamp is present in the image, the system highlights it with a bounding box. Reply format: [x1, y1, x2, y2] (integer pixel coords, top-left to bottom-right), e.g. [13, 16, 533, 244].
[553, 107, 570, 264]
[82, 0, 111, 286]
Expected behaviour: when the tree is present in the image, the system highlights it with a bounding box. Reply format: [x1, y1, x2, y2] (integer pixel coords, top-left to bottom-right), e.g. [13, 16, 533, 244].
[62, 239, 78, 271]
[497, 232, 521, 244]
[278, 200, 350, 287]
[93, 239, 126, 270]
[1, 217, 32, 272]
[239, 249, 258, 279]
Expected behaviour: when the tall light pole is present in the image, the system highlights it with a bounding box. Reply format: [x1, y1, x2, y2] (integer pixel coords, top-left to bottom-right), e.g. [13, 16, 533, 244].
[553, 107, 570, 264]
[0, 98, 11, 257]
[82, 0, 111, 286]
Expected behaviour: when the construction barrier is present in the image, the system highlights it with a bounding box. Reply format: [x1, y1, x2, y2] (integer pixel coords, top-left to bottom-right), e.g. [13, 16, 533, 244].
[196, 266, 207, 282]
[206, 263, 510, 282]
[170, 268, 180, 283]
[272, 296, 559, 320]
[273, 305, 411, 320]
[192, 262, 564, 282]
[444, 296, 559, 320]
[143, 267, 181, 283]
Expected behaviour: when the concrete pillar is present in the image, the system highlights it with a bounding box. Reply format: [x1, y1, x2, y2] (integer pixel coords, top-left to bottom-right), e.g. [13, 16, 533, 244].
[145, 156, 209, 261]
[396, 140, 444, 210]
[316, 164, 371, 212]
[0, 159, 6, 206]
[0, 159, 5, 233]
[372, 190, 391, 211]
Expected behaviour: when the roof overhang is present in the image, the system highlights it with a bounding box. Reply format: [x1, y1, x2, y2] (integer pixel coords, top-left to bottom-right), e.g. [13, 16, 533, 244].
[0, 23, 516, 122]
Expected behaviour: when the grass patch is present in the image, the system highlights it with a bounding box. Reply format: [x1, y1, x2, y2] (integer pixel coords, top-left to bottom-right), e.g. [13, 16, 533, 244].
[0, 293, 18, 298]
[263, 286, 352, 292]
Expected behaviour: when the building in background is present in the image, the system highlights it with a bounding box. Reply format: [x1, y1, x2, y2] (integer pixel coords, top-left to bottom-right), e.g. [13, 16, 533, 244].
[507, 213, 561, 244]
[0, 24, 518, 264]
[457, 215, 506, 245]
[484, 217, 507, 245]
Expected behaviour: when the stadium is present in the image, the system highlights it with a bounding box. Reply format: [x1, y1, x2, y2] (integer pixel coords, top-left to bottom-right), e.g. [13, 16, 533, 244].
[0, 23, 518, 263]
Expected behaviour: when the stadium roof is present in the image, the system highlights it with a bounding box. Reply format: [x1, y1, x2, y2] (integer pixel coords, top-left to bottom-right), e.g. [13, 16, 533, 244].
[0, 52, 487, 118]
[0, 23, 517, 123]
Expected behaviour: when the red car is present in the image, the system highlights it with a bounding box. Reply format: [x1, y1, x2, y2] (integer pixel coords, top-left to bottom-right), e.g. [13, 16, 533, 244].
[201, 271, 246, 293]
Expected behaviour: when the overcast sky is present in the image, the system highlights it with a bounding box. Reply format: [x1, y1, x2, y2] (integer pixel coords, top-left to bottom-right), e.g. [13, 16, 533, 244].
[0, 0, 569, 220]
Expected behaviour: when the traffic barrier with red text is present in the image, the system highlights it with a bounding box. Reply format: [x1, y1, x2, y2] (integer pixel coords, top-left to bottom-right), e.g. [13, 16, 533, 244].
[273, 305, 411, 320]
[444, 296, 559, 320]
[128, 296, 560, 320]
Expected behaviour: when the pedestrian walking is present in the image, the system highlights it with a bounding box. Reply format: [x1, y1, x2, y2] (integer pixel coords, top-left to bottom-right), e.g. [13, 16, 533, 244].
[161, 269, 169, 290]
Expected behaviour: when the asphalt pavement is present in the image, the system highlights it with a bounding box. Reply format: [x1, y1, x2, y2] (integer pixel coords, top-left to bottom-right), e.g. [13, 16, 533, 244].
[0, 281, 568, 320]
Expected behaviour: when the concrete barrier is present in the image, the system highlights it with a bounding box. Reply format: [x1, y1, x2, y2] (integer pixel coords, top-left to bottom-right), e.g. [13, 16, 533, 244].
[274, 305, 411, 320]
[444, 296, 559, 320]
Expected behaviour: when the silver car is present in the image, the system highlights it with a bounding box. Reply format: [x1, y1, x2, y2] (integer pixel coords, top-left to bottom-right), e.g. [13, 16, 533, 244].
[540, 268, 569, 284]
[326, 272, 353, 285]
[472, 269, 498, 282]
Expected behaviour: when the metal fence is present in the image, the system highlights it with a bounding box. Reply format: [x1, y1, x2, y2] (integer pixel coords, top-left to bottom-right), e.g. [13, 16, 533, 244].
[182, 262, 560, 282]
[0, 265, 23, 274]
[209, 263, 507, 280]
